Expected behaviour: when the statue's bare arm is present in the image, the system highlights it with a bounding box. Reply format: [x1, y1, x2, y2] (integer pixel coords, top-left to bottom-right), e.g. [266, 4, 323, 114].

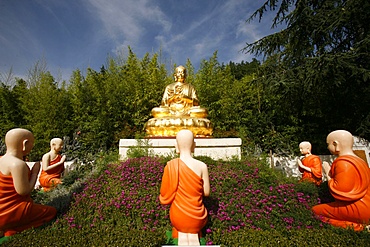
[201, 163, 210, 197]
[11, 160, 40, 195]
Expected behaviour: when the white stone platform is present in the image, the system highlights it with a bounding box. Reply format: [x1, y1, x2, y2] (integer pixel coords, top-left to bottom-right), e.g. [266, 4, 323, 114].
[119, 138, 242, 161]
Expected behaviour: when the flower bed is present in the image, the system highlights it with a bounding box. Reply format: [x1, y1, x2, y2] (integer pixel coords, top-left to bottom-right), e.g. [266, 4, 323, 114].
[6, 156, 370, 246]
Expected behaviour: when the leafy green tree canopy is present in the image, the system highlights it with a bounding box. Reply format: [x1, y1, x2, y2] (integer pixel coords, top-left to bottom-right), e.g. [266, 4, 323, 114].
[244, 0, 370, 152]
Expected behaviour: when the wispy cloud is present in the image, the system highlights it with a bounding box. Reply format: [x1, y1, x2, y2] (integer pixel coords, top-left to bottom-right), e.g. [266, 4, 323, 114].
[156, 0, 270, 65]
[85, 0, 171, 52]
[0, 0, 276, 80]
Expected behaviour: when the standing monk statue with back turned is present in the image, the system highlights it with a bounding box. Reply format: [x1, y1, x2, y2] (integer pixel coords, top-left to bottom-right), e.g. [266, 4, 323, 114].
[312, 130, 370, 231]
[39, 138, 66, 192]
[0, 128, 56, 238]
[159, 129, 210, 246]
[297, 141, 322, 186]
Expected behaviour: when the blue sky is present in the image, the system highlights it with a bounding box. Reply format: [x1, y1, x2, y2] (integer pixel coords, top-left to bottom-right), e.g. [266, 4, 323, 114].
[0, 0, 277, 82]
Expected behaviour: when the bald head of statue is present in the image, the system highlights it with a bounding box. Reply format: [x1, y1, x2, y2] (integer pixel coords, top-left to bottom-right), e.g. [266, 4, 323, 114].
[5, 128, 35, 157]
[176, 129, 195, 154]
[326, 130, 354, 156]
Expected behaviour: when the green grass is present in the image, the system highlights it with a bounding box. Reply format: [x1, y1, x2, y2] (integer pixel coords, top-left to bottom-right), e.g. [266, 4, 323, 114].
[2, 154, 370, 246]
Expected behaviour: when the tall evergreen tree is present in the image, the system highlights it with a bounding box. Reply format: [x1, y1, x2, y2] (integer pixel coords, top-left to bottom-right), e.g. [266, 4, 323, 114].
[244, 0, 370, 152]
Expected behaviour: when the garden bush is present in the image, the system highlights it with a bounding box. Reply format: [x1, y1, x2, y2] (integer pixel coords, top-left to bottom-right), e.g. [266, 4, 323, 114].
[3, 156, 370, 246]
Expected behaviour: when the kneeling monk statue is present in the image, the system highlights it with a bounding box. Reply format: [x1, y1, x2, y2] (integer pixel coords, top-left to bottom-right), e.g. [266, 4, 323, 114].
[312, 130, 370, 231]
[39, 138, 66, 192]
[0, 128, 57, 237]
[145, 65, 212, 137]
[159, 129, 210, 245]
[297, 141, 322, 186]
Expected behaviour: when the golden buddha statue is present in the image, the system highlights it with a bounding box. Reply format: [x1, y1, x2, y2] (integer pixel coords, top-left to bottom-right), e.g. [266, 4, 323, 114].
[145, 65, 212, 137]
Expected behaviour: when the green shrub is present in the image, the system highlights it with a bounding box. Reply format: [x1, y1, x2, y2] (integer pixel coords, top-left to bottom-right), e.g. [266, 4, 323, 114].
[126, 139, 154, 158]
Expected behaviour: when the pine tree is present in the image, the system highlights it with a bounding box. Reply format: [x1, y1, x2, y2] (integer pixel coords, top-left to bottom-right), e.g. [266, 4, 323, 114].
[244, 0, 370, 151]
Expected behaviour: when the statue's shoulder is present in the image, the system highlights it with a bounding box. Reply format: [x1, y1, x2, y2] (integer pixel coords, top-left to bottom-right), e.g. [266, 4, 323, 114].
[194, 159, 207, 169]
[4, 155, 27, 173]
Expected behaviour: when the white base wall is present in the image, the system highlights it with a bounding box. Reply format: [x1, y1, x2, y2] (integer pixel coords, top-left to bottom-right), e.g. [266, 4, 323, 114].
[119, 138, 242, 161]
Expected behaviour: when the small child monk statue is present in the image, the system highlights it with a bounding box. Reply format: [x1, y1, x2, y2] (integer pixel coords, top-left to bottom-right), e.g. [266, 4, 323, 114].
[159, 129, 210, 246]
[39, 138, 66, 191]
[0, 128, 56, 238]
[297, 141, 322, 185]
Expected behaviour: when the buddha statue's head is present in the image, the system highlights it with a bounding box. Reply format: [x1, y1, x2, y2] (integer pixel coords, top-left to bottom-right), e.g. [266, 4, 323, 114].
[174, 65, 186, 83]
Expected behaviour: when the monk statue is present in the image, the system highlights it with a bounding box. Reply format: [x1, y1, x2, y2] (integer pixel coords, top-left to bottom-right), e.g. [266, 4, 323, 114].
[145, 65, 213, 137]
[312, 130, 370, 231]
[159, 129, 210, 245]
[0, 128, 57, 238]
[39, 138, 66, 192]
[297, 141, 322, 186]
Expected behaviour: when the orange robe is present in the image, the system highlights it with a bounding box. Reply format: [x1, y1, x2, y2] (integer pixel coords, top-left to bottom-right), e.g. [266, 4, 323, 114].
[312, 155, 370, 231]
[39, 154, 64, 191]
[0, 167, 57, 236]
[159, 158, 207, 238]
[299, 155, 322, 185]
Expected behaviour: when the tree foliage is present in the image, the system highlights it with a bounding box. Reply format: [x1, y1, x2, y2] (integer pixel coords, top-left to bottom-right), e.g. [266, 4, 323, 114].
[244, 0, 370, 152]
[67, 49, 169, 153]
[0, 82, 24, 136]
[21, 71, 73, 158]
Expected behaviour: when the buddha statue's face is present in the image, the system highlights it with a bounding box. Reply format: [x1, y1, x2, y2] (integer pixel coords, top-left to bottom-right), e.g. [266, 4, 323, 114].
[175, 67, 186, 83]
